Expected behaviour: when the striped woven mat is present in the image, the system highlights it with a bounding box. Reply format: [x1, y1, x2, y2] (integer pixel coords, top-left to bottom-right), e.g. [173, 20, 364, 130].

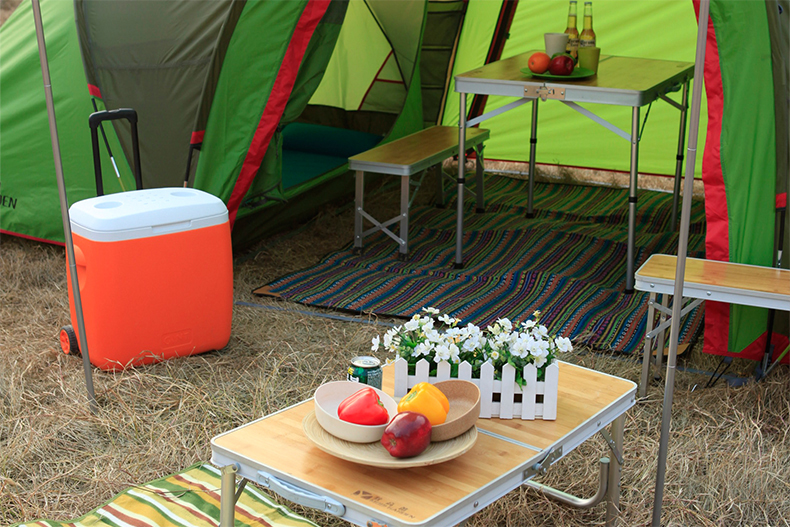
[15, 464, 318, 527]
[257, 176, 706, 353]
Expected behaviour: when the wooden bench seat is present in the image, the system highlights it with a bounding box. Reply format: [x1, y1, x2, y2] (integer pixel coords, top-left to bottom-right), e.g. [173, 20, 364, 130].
[348, 125, 489, 258]
[635, 254, 790, 395]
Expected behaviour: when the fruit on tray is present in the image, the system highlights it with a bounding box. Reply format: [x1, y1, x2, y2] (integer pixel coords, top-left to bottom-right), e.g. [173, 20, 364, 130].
[551, 51, 578, 65]
[548, 54, 575, 76]
[337, 386, 390, 426]
[397, 382, 449, 426]
[527, 52, 551, 74]
[381, 411, 432, 458]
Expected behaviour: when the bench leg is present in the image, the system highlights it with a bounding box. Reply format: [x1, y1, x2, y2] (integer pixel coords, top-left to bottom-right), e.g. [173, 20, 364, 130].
[399, 174, 409, 258]
[654, 293, 670, 380]
[435, 164, 446, 208]
[354, 170, 364, 253]
[639, 292, 657, 397]
[475, 143, 486, 213]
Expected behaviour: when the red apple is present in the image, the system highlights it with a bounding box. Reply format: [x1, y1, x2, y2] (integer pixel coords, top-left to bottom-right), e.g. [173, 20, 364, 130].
[548, 55, 574, 76]
[381, 411, 432, 458]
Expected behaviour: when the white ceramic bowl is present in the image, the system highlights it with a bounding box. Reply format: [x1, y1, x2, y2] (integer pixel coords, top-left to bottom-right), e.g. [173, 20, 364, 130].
[313, 381, 398, 443]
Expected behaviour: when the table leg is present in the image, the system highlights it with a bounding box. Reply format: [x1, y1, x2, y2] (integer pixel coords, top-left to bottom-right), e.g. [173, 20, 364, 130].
[354, 170, 364, 253]
[605, 415, 624, 527]
[671, 81, 690, 231]
[455, 92, 467, 269]
[399, 174, 410, 258]
[626, 107, 640, 292]
[527, 98, 539, 218]
[220, 464, 239, 527]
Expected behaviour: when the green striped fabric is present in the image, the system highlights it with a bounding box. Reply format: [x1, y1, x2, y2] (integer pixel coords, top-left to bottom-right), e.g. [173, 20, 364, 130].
[14, 464, 318, 527]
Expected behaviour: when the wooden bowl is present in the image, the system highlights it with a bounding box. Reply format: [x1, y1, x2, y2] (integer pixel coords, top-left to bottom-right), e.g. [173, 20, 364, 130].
[430, 379, 481, 442]
[313, 381, 398, 443]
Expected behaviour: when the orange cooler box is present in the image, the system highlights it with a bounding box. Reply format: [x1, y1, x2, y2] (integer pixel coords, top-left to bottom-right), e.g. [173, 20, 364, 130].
[66, 188, 232, 371]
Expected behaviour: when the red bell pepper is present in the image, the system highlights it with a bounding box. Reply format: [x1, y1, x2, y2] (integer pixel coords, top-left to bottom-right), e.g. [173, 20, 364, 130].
[337, 387, 390, 425]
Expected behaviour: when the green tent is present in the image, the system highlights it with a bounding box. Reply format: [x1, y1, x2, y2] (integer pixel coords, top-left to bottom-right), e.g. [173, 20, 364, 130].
[0, 0, 436, 246]
[1, 0, 786, 359]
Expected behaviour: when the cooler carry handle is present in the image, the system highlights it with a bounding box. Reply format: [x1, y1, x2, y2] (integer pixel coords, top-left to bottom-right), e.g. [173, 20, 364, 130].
[89, 108, 143, 196]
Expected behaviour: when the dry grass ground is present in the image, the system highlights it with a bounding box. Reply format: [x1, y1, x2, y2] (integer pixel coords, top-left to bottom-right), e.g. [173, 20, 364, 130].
[1, 180, 789, 527]
[1, 2, 788, 524]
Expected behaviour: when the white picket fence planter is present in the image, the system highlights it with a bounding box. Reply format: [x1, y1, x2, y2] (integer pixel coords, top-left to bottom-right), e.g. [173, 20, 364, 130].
[393, 357, 558, 420]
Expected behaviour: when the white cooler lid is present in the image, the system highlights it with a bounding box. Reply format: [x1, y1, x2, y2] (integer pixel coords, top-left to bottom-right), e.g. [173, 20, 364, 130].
[69, 188, 228, 242]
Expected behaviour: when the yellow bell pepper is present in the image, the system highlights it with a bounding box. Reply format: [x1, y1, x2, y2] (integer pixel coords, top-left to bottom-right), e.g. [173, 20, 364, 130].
[397, 382, 449, 425]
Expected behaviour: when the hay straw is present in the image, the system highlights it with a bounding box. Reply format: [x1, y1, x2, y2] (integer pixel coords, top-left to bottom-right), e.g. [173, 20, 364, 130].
[3, 188, 789, 527]
[1, 4, 787, 520]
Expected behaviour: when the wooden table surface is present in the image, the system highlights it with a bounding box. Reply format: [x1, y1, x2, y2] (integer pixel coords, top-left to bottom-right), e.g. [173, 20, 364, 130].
[212, 362, 635, 525]
[636, 254, 790, 298]
[457, 51, 693, 91]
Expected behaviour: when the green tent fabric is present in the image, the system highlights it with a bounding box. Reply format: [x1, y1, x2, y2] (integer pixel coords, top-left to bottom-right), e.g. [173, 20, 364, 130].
[698, 0, 789, 360]
[0, 0, 127, 243]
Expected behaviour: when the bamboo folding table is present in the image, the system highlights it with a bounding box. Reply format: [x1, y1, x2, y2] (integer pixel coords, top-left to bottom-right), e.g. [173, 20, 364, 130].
[453, 52, 694, 291]
[211, 362, 636, 527]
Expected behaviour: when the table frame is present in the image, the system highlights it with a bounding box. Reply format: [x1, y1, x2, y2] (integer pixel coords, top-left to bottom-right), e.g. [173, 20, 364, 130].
[211, 363, 636, 527]
[454, 53, 694, 291]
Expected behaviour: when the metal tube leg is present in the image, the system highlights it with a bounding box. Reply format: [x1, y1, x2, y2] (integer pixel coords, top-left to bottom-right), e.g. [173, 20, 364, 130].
[654, 293, 670, 379]
[354, 170, 364, 252]
[527, 99, 539, 218]
[626, 107, 640, 292]
[605, 415, 625, 527]
[220, 464, 238, 527]
[399, 175, 410, 257]
[475, 143, 485, 213]
[671, 81, 690, 231]
[640, 292, 657, 397]
[455, 92, 467, 269]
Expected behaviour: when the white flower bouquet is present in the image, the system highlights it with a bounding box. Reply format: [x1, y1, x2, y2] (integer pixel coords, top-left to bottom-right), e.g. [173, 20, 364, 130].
[373, 307, 572, 388]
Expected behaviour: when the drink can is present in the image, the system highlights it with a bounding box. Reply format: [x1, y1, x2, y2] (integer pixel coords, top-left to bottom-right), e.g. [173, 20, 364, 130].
[347, 355, 382, 390]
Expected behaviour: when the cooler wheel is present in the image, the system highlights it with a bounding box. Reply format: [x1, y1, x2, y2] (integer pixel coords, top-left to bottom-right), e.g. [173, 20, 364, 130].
[59, 325, 80, 356]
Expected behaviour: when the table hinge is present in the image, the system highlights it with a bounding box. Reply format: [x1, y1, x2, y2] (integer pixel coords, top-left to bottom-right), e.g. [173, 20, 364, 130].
[599, 429, 623, 465]
[524, 85, 566, 101]
[524, 445, 563, 479]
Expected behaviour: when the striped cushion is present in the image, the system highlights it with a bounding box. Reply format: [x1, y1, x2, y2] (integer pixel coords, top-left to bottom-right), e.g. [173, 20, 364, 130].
[15, 464, 318, 527]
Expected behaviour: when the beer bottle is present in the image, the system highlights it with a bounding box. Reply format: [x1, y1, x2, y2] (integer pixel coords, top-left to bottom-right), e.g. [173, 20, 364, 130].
[579, 1, 596, 48]
[564, 1, 579, 59]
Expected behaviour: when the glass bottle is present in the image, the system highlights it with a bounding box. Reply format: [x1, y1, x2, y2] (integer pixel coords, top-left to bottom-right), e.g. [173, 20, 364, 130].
[564, 1, 579, 59]
[579, 1, 596, 48]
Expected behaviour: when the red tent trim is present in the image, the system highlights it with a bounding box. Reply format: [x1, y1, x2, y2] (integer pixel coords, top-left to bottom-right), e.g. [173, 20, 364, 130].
[694, 1, 731, 356]
[225, 0, 332, 225]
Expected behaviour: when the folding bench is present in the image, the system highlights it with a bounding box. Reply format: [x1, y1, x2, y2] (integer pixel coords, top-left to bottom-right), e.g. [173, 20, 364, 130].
[348, 125, 489, 259]
[635, 253, 790, 396]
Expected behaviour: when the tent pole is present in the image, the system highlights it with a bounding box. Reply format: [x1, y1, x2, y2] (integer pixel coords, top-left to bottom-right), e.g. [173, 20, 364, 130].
[31, 0, 98, 415]
[651, 0, 709, 524]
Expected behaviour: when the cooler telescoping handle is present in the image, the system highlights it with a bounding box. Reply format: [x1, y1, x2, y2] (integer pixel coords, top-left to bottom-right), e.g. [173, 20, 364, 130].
[89, 108, 143, 196]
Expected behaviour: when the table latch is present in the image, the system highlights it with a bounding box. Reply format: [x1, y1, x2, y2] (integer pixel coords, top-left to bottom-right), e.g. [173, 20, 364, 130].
[524, 445, 563, 479]
[599, 429, 623, 465]
[524, 85, 566, 101]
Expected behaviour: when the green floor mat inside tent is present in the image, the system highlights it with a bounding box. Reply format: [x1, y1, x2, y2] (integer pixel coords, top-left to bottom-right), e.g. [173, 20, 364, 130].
[13, 463, 318, 527]
[282, 123, 382, 189]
